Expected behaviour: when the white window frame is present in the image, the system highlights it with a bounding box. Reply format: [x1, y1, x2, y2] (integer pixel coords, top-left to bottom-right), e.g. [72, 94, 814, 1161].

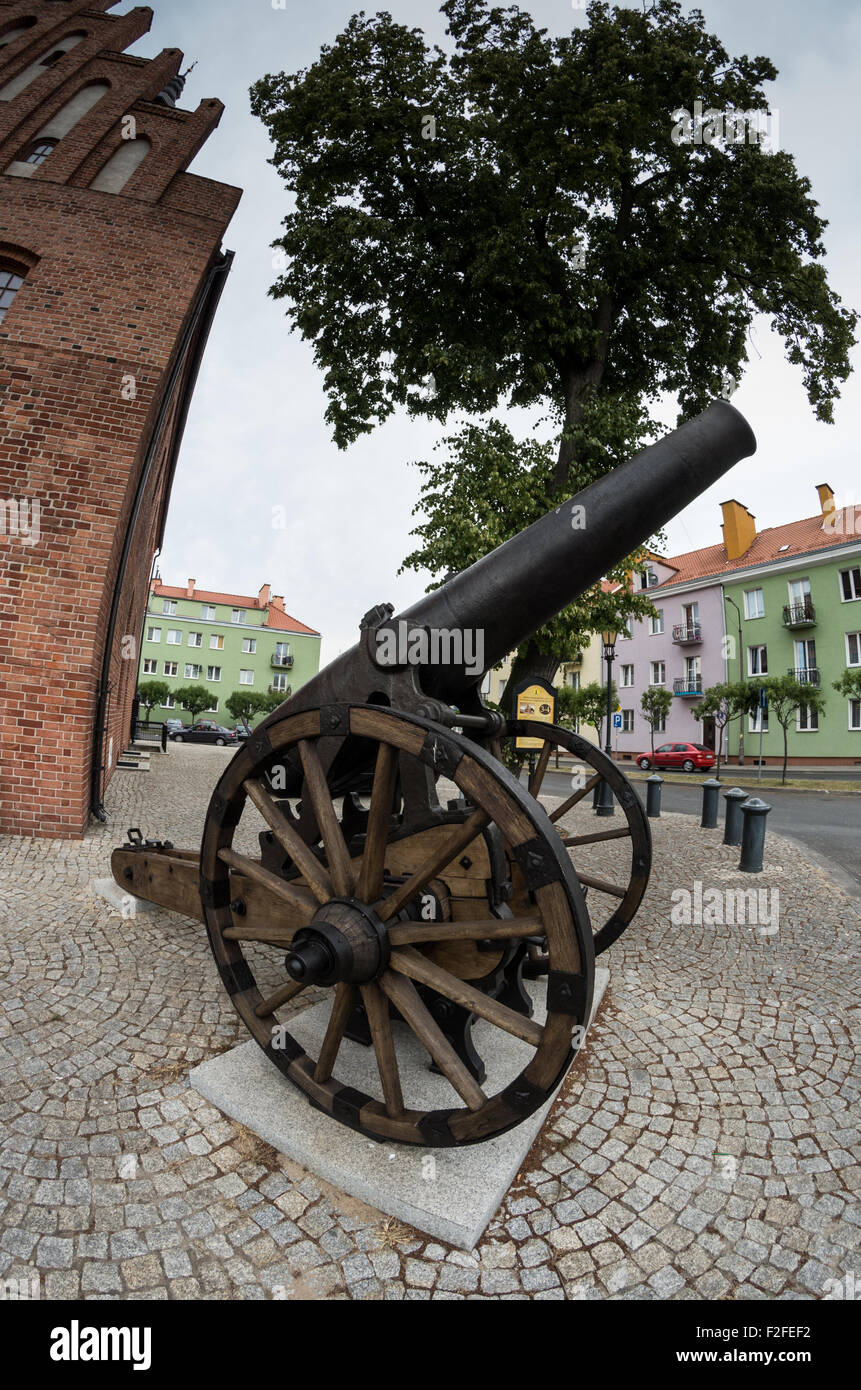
[201, 605, 215, 620]
[271, 671, 289, 693]
[239, 669, 254, 686]
[163, 661, 178, 677]
[210, 634, 224, 650]
[839, 567, 861, 602]
[743, 588, 765, 620]
[146, 626, 161, 643]
[207, 666, 222, 682]
[166, 629, 181, 646]
[796, 704, 819, 733]
[620, 664, 634, 688]
[846, 632, 861, 667]
[163, 695, 176, 709]
[184, 663, 201, 680]
[649, 661, 665, 685]
[749, 707, 769, 734]
[232, 609, 246, 624]
[653, 711, 667, 734]
[850, 698, 861, 731]
[188, 632, 202, 648]
[621, 710, 634, 733]
[142, 658, 158, 675]
[242, 637, 257, 654]
[162, 599, 177, 615]
[747, 644, 768, 677]
[206, 698, 219, 713]
[648, 611, 664, 635]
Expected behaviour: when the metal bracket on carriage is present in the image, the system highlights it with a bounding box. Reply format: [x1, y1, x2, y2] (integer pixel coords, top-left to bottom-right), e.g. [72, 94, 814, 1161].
[124, 827, 174, 852]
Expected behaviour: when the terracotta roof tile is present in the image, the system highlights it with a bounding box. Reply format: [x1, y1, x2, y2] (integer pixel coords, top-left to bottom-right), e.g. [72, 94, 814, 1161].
[656, 510, 859, 590]
[151, 582, 320, 636]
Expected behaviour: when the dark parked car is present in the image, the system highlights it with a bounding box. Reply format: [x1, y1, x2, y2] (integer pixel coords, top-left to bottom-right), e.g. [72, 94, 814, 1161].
[232, 724, 251, 741]
[170, 721, 237, 746]
[164, 718, 186, 735]
[635, 742, 716, 773]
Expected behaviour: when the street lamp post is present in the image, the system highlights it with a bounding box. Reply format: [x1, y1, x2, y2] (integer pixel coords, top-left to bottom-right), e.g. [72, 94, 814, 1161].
[724, 594, 744, 765]
[595, 625, 618, 817]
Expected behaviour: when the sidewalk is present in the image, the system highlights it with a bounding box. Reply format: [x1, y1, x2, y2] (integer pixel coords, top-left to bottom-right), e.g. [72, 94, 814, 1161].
[0, 746, 858, 1300]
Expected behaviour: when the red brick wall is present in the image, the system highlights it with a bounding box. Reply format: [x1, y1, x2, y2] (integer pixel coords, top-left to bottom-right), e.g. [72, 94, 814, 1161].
[0, 0, 241, 837]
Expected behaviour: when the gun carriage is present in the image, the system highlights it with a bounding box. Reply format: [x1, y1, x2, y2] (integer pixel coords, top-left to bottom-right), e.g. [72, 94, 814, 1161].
[112, 402, 756, 1146]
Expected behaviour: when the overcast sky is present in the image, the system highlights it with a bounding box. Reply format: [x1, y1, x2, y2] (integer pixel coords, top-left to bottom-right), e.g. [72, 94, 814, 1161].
[128, 0, 860, 663]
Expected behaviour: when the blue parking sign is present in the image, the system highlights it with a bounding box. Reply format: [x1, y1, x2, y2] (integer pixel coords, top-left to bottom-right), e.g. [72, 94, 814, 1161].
[612, 713, 622, 729]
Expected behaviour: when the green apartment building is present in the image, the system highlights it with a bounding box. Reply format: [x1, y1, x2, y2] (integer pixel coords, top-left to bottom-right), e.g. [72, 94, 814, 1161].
[716, 488, 861, 766]
[138, 578, 321, 724]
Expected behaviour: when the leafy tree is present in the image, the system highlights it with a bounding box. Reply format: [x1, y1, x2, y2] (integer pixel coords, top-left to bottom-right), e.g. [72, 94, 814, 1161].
[564, 679, 618, 749]
[748, 675, 827, 785]
[173, 685, 216, 723]
[833, 668, 861, 701]
[692, 680, 751, 778]
[225, 689, 286, 731]
[251, 0, 854, 463]
[252, 0, 853, 700]
[641, 686, 673, 759]
[400, 421, 657, 704]
[137, 680, 169, 726]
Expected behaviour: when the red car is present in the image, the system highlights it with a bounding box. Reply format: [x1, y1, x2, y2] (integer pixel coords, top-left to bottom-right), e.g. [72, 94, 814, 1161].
[635, 742, 715, 773]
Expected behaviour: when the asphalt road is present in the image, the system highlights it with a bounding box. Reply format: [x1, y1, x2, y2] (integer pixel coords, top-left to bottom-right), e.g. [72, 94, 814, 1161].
[538, 769, 861, 897]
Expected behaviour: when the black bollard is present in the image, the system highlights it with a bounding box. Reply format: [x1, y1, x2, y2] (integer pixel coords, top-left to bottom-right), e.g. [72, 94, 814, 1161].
[645, 773, 663, 818]
[595, 778, 615, 817]
[723, 787, 748, 846]
[701, 778, 722, 829]
[739, 797, 772, 873]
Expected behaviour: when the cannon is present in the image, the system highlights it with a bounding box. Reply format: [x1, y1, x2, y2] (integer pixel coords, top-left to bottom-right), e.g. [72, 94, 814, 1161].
[112, 400, 756, 1146]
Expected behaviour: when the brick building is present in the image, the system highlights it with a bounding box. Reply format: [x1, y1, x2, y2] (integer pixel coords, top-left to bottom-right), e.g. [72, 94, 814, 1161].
[0, 1, 241, 837]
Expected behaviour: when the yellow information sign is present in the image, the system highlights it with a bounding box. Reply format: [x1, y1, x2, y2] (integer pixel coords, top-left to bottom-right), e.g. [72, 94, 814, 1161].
[515, 682, 556, 750]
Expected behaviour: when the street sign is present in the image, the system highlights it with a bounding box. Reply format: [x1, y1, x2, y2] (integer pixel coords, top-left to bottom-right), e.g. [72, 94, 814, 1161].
[759, 686, 768, 710]
[612, 713, 622, 729]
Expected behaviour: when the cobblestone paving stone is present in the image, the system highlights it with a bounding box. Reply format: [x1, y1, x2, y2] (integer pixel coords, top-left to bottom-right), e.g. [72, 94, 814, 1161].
[0, 746, 858, 1300]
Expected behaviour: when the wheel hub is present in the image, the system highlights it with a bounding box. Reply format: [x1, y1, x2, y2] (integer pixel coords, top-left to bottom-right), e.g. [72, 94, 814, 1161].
[284, 897, 390, 986]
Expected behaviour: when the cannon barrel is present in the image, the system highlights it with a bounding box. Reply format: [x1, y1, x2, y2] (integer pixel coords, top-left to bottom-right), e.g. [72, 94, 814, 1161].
[280, 399, 755, 719]
[403, 400, 755, 692]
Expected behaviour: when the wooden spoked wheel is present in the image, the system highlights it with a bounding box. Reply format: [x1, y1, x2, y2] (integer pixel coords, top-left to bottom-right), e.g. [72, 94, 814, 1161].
[503, 720, 652, 957]
[200, 705, 595, 1146]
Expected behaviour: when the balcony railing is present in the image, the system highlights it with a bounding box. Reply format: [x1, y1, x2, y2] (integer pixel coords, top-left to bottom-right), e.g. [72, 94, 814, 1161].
[788, 666, 820, 686]
[271, 653, 293, 669]
[782, 599, 816, 628]
[672, 623, 702, 644]
[673, 676, 703, 697]
[268, 682, 292, 696]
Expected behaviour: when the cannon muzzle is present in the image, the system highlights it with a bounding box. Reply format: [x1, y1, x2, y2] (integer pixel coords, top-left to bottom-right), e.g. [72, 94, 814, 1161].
[278, 399, 755, 719]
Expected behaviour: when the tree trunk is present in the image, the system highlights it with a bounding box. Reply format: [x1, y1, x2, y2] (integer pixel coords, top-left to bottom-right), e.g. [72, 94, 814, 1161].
[498, 638, 561, 718]
[715, 726, 723, 780]
[782, 723, 788, 785]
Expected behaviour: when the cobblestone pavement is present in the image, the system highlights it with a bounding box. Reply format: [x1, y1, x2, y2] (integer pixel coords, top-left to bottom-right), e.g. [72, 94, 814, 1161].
[1, 745, 858, 1300]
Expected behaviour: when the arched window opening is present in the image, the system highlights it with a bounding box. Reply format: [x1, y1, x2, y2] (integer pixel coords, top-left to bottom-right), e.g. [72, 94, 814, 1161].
[38, 80, 109, 139]
[0, 265, 26, 327]
[22, 138, 56, 166]
[90, 136, 151, 194]
[0, 21, 39, 50]
[0, 30, 87, 101]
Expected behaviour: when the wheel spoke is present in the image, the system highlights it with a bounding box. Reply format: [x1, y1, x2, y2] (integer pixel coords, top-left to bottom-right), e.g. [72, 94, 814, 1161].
[217, 848, 318, 915]
[548, 772, 602, 822]
[562, 826, 631, 848]
[575, 870, 626, 899]
[356, 741, 398, 903]
[375, 808, 490, 923]
[243, 778, 333, 904]
[254, 979, 306, 1018]
[360, 981, 404, 1117]
[389, 946, 544, 1048]
[388, 916, 542, 946]
[314, 983, 356, 1083]
[528, 740, 553, 797]
[378, 970, 487, 1111]
[298, 739, 355, 896]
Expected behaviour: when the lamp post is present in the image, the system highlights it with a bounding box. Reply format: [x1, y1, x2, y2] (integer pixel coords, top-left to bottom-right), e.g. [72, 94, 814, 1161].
[724, 594, 744, 765]
[595, 625, 618, 817]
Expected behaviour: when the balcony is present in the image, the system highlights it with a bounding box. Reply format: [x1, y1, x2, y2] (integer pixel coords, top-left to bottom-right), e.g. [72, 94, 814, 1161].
[673, 676, 703, 698]
[788, 666, 820, 686]
[268, 683, 292, 696]
[672, 623, 702, 644]
[271, 653, 293, 669]
[782, 599, 816, 629]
